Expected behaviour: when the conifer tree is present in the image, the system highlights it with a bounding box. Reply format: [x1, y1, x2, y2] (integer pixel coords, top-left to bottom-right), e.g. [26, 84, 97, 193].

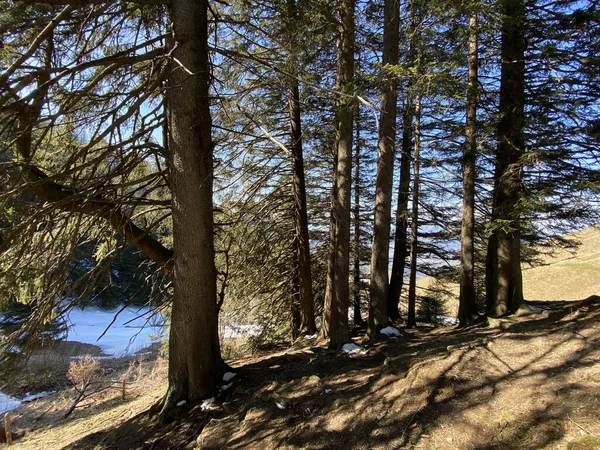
[367, 0, 400, 338]
[322, 0, 355, 348]
[458, 2, 481, 326]
[486, 0, 527, 316]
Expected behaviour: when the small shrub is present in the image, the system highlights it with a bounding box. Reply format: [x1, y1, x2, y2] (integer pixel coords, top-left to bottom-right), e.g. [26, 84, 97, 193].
[67, 355, 102, 386]
[417, 296, 447, 324]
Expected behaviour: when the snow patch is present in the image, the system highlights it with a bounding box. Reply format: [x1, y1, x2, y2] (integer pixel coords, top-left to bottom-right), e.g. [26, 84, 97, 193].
[0, 393, 21, 414]
[275, 402, 286, 410]
[222, 372, 236, 382]
[380, 326, 403, 337]
[0, 390, 55, 414]
[69, 355, 114, 360]
[221, 323, 261, 338]
[22, 391, 54, 403]
[200, 397, 216, 411]
[220, 383, 233, 391]
[304, 333, 318, 340]
[436, 315, 458, 326]
[176, 400, 187, 407]
[341, 343, 366, 355]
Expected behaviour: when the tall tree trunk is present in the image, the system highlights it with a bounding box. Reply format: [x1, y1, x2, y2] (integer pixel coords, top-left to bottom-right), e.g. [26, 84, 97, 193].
[486, 0, 527, 317]
[367, 0, 400, 338]
[162, 0, 222, 414]
[287, 12, 317, 334]
[388, 101, 412, 322]
[388, 12, 418, 323]
[291, 263, 302, 339]
[322, 0, 355, 349]
[353, 103, 363, 325]
[407, 94, 421, 329]
[458, 8, 480, 326]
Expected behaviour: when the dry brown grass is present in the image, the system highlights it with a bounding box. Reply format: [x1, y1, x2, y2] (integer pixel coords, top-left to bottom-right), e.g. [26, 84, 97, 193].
[5, 297, 597, 450]
[522, 226, 600, 302]
[416, 225, 600, 316]
[4, 352, 167, 450]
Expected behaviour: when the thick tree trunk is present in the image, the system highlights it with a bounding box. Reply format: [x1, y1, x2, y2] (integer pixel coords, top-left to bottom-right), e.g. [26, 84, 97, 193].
[367, 0, 400, 338]
[291, 264, 302, 339]
[406, 94, 421, 329]
[458, 9, 480, 326]
[353, 105, 363, 325]
[322, 0, 355, 349]
[486, 0, 527, 316]
[322, 153, 338, 339]
[162, 0, 222, 413]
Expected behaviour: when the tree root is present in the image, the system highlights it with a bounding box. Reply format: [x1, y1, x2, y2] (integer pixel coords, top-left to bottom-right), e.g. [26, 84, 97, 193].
[458, 313, 489, 328]
[148, 396, 165, 417]
[149, 386, 185, 424]
[150, 361, 233, 424]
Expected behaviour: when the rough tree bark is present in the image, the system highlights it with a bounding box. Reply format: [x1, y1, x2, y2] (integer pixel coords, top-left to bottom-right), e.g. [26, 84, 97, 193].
[160, 0, 222, 414]
[486, 0, 527, 317]
[321, 0, 355, 349]
[367, 0, 400, 338]
[458, 7, 481, 326]
[287, 0, 316, 337]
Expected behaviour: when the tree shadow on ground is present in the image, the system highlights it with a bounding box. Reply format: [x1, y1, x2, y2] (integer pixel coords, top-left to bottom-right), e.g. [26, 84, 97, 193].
[61, 296, 600, 450]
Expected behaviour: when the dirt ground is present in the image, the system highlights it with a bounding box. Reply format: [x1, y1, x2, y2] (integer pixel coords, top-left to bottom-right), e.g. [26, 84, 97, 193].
[3, 297, 600, 450]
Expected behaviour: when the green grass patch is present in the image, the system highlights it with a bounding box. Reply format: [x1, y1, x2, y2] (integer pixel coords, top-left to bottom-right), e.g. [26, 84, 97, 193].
[568, 436, 600, 450]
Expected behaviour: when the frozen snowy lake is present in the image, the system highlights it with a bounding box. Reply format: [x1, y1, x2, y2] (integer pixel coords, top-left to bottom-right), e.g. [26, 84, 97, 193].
[64, 307, 263, 355]
[0, 305, 261, 414]
[64, 306, 166, 357]
[0, 392, 21, 415]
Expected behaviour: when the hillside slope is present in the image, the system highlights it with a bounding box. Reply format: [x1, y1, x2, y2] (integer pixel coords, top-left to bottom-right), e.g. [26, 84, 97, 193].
[6, 297, 600, 450]
[3, 228, 600, 450]
[523, 226, 600, 301]
[416, 225, 600, 316]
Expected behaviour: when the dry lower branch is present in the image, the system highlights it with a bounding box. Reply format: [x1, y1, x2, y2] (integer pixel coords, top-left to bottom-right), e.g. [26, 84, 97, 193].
[20, 164, 174, 272]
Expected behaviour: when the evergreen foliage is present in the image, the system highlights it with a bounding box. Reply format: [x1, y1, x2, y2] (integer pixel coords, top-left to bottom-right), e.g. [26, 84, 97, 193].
[0, 0, 598, 405]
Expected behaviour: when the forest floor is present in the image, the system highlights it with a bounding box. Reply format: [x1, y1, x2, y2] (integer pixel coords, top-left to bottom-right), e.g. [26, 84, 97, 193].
[2, 295, 600, 450]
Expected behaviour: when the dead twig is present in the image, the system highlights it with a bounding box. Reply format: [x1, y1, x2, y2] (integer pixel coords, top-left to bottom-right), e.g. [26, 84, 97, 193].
[63, 380, 90, 419]
[567, 414, 592, 435]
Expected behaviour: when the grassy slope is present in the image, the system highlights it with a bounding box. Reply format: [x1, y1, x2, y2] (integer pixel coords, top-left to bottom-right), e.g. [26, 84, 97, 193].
[416, 225, 600, 316]
[4, 227, 600, 450]
[9, 298, 600, 450]
[522, 226, 600, 301]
